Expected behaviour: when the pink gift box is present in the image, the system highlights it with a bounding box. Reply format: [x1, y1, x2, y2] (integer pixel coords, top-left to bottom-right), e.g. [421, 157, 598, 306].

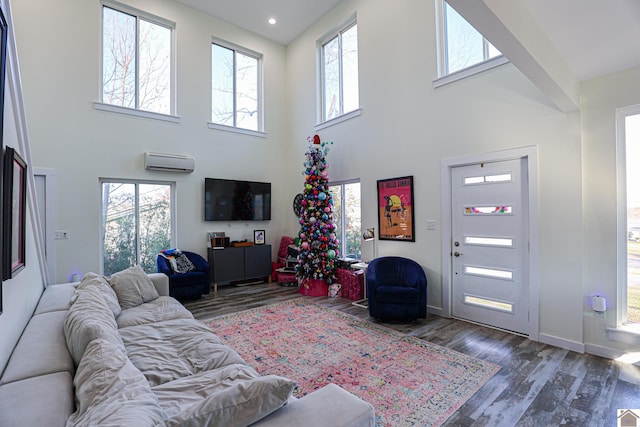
[337, 268, 364, 301]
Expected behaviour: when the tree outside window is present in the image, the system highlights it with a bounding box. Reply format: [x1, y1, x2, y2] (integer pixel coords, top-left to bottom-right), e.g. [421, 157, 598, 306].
[442, 1, 501, 75]
[102, 5, 173, 115]
[321, 22, 359, 122]
[101, 181, 173, 275]
[329, 181, 362, 259]
[211, 42, 261, 132]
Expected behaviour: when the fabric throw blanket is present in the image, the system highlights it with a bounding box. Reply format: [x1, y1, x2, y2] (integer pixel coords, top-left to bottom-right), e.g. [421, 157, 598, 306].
[159, 249, 196, 274]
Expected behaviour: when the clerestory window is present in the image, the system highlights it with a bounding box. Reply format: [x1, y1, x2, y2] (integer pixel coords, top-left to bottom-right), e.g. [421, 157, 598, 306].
[319, 18, 359, 124]
[101, 2, 174, 116]
[210, 39, 263, 134]
[435, 0, 506, 85]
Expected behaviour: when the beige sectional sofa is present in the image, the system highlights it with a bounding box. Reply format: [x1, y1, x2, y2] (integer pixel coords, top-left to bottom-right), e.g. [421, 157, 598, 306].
[0, 268, 375, 426]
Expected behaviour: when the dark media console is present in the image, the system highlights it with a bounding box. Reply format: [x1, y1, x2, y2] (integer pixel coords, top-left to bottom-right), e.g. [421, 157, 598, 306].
[208, 245, 272, 292]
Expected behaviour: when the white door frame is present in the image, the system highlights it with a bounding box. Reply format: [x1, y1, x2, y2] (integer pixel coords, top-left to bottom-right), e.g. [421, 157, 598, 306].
[440, 146, 540, 340]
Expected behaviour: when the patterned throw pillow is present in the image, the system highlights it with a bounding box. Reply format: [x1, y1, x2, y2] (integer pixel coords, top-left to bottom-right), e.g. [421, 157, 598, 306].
[173, 253, 196, 274]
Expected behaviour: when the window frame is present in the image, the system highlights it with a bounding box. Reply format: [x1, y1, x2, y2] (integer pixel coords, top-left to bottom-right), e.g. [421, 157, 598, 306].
[99, 178, 176, 275]
[433, 0, 508, 88]
[609, 104, 640, 346]
[316, 15, 361, 127]
[208, 37, 265, 137]
[328, 179, 362, 260]
[97, 0, 177, 120]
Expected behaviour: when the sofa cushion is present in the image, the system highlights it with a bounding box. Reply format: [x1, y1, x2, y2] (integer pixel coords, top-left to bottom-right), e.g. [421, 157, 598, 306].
[153, 364, 296, 427]
[66, 338, 167, 426]
[64, 285, 123, 366]
[77, 272, 121, 317]
[0, 371, 74, 427]
[0, 311, 74, 385]
[108, 265, 159, 309]
[33, 283, 76, 315]
[119, 318, 245, 387]
[252, 383, 376, 427]
[116, 296, 194, 328]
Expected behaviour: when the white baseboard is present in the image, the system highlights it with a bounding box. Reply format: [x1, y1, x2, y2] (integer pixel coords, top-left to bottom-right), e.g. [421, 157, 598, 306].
[427, 305, 445, 317]
[538, 333, 585, 353]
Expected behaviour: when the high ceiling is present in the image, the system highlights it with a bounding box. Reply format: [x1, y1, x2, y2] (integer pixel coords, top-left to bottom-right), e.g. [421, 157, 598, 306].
[175, 0, 640, 88]
[174, 0, 343, 46]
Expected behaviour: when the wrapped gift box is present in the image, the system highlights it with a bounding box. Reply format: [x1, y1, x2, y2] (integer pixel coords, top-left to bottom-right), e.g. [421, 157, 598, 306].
[337, 268, 364, 301]
[328, 283, 342, 298]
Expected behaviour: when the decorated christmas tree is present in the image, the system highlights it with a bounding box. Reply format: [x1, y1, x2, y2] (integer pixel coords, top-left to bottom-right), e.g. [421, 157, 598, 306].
[295, 135, 340, 295]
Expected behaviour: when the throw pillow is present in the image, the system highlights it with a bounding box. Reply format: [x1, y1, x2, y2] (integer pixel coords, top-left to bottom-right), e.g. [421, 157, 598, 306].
[173, 252, 196, 273]
[108, 265, 159, 310]
[77, 272, 121, 317]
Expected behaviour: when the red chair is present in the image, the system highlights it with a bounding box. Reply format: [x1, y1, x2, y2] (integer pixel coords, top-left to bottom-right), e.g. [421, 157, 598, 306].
[272, 236, 296, 285]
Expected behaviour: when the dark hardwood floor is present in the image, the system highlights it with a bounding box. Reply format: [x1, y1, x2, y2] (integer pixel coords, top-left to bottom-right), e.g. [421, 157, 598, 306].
[184, 282, 640, 426]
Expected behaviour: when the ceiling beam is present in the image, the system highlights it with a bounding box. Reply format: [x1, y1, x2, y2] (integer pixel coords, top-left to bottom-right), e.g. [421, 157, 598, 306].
[447, 0, 580, 113]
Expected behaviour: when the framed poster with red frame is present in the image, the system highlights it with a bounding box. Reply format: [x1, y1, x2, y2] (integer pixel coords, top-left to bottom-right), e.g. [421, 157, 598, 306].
[376, 176, 415, 242]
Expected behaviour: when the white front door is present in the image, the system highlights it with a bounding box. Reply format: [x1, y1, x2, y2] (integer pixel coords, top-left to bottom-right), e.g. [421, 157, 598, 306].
[451, 159, 529, 335]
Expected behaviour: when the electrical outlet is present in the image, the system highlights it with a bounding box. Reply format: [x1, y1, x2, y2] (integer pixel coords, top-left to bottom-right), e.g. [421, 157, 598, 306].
[54, 230, 69, 240]
[427, 220, 436, 231]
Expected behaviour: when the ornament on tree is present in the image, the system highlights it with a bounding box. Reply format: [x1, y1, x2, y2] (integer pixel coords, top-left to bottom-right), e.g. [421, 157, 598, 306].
[296, 135, 339, 291]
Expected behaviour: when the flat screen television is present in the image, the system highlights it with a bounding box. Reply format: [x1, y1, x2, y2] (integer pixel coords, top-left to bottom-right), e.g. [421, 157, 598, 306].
[204, 178, 271, 221]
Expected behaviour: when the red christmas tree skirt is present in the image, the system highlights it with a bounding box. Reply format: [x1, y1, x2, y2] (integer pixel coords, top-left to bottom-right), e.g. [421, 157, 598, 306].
[299, 278, 328, 296]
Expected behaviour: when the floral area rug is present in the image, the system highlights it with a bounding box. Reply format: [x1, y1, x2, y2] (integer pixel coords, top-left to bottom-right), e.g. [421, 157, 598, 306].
[207, 299, 499, 426]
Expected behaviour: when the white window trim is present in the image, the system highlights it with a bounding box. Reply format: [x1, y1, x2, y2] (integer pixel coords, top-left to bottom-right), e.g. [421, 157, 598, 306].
[610, 104, 640, 344]
[94, 102, 180, 123]
[433, 56, 509, 88]
[316, 13, 359, 125]
[100, 0, 177, 116]
[433, 0, 509, 87]
[329, 179, 361, 259]
[207, 122, 266, 138]
[315, 108, 362, 131]
[211, 37, 264, 133]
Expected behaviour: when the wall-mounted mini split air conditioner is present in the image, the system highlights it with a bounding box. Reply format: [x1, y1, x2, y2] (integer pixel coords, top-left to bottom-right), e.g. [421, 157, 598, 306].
[144, 152, 195, 173]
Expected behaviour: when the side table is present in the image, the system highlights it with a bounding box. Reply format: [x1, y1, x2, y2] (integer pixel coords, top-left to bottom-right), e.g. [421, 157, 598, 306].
[351, 262, 368, 308]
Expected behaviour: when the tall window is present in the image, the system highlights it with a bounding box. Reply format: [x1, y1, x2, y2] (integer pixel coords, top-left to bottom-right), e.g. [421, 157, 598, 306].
[320, 20, 359, 122]
[101, 180, 174, 275]
[438, 0, 502, 76]
[211, 40, 262, 132]
[329, 181, 361, 259]
[624, 111, 640, 324]
[101, 3, 174, 115]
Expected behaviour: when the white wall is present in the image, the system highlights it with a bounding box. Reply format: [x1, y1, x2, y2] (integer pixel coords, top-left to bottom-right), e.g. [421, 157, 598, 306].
[582, 66, 640, 355]
[11, 0, 289, 284]
[8, 0, 640, 358]
[0, 0, 46, 372]
[286, 0, 584, 346]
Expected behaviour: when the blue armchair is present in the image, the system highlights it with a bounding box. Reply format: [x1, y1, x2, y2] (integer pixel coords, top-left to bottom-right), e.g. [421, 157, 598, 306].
[156, 250, 210, 300]
[366, 256, 427, 321]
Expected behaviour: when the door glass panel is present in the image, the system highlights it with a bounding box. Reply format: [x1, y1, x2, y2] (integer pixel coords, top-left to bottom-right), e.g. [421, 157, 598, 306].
[465, 206, 512, 215]
[465, 236, 513, 247]
[464, 295, 514, 313]
[464, 174, 512, 185]
[464, 265, 513, 280]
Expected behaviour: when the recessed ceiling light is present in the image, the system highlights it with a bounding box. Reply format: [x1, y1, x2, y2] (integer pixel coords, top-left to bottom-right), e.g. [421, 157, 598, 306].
[268, 18, 276, 25]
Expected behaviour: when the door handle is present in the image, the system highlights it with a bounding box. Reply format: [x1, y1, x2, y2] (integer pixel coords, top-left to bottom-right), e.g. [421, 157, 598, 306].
[454, 251, 462, 257]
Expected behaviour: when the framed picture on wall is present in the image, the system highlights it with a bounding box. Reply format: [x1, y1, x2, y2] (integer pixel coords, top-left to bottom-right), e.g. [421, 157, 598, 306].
[376, 176, 415, 242]
[3, 147, 27, 280]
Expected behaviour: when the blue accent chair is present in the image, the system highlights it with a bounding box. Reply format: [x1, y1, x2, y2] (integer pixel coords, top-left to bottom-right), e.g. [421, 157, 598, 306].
[366, 256, 427, 321]
[156, 251, 210, 300]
